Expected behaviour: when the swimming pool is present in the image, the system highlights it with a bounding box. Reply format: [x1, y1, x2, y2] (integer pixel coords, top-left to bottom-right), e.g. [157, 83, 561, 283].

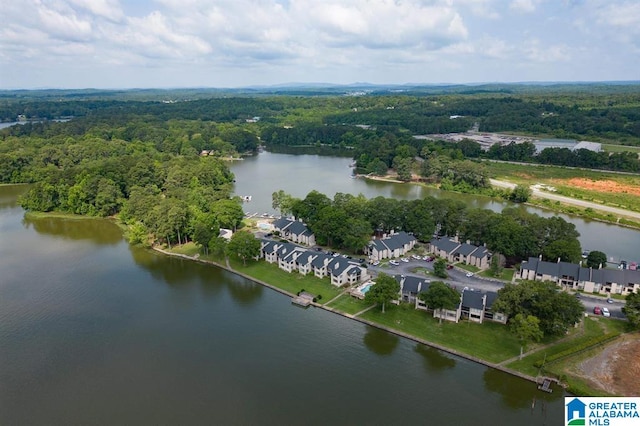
[360, 283, 373, 294]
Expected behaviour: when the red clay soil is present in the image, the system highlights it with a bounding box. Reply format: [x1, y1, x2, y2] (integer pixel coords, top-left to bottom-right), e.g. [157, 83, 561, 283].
[562, 178, 640, 197]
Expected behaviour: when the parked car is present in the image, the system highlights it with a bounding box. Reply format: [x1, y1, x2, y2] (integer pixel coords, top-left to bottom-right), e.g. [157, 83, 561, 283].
[401, 258, 409, 263]
[607, 298, 614, 304]
[593, 306, 602, 315]
[465, 272, 474, 278]
[389, 260, 399, 266]
[446, 265, 453, 270]
[602, 307, 611, 317]
[372, 261, 380, 266]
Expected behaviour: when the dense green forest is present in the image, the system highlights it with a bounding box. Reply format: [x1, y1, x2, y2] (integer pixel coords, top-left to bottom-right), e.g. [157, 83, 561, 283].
[1, 85, 638, 251]
[273, 189, 582, 265]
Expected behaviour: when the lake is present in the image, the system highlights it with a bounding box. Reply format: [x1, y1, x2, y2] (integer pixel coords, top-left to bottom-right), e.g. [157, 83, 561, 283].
[0, 184, 565, 424]
[230, 151, 640, 262]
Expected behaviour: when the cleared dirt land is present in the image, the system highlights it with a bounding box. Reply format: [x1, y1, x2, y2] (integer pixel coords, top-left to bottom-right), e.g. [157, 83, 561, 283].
[574, 334, 640, 396]
[563, 178, 640, 197]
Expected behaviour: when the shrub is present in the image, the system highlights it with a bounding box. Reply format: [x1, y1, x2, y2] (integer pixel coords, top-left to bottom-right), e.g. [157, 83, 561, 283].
[533, 333, 620, 368]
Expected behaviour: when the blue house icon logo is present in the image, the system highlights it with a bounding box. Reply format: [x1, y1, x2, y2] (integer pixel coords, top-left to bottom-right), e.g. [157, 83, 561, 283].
[566, 398, 586, 425]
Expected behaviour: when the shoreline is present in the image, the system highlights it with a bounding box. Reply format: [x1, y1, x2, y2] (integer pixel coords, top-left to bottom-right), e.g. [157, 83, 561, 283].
[152, 246, 547, 389]
[359, 174, 640, 230]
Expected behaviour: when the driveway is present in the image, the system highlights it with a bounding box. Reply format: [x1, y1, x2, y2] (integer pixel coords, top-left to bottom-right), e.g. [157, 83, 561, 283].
[368, 257, 626, 319]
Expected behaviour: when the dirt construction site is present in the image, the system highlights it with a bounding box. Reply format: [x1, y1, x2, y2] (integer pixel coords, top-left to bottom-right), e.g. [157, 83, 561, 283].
[572, 333, 640, 396]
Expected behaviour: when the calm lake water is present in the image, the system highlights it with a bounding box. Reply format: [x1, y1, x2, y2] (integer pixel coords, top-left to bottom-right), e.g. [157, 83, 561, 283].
[231, 151, 640, 262]
[0, 184, 565, 424]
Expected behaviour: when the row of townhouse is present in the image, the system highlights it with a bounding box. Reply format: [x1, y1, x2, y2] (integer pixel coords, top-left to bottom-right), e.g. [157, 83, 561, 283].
[394, 275, 507, 324]
[428, 237, 491, 269]
[260, 240, 369, 287]
[519, 256, 640, 296]
[366, 231, 417, 261]
[272, 218, 316, 246]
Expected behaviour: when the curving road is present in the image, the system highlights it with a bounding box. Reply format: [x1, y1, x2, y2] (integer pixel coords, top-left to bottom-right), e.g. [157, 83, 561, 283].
[369, 257, 626, 319]
[490, 178, 640, 220]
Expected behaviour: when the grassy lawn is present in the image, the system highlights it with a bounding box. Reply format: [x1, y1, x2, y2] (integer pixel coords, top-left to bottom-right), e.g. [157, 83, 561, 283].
[505, 316, 619, 377]
[326, 294, 374, 315]
[602, 144, 640, 153]
[228, 260, 343, 303]
[479, 268, 515, 281]
[24, 211, 105, 220]
[359, 304, 521, 363]
[166, 242, 200, 256]
[455, 263, 480, 273]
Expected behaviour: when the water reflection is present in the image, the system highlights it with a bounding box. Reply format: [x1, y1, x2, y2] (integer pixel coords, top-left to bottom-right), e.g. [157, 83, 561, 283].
[483, 368, 562, 411]
[129, 245, 262, 306]
[0, 185, 28, 208]
[363, 326, 399, 356]
[22, 215, 122, 244]
[414, 344, 456, 373]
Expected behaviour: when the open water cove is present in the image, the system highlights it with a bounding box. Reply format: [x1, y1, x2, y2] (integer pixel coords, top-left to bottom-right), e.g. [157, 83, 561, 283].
[231, 151, 640, 262]
[0, 185, 564, 424]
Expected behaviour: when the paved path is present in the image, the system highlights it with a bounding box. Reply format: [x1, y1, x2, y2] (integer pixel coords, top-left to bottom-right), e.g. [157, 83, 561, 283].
[324, 289, 349, 305]
[353, 304, 378, 317]
[490, 178, 640, 220]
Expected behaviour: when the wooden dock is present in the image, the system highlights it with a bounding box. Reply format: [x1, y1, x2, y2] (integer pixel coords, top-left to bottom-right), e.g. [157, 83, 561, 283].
[292, 292, 315, 307]
[536, 377, 559, 393]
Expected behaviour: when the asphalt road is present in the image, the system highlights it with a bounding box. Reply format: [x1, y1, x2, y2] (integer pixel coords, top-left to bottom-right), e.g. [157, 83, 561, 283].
[489, 178, 640, 220]
[369, 257, 627, 320]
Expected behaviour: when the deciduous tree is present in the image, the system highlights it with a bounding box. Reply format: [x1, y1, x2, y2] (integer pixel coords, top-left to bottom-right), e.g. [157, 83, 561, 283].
[419, 281, 460, 324]
[365, 273, 400, 313]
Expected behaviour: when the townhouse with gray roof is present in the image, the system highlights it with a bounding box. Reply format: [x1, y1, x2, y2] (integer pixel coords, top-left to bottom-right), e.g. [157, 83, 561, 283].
[366, 231, 417, 261]
[428, 236, 491, 269]
[272, 217, 316, 246]
[259, 239, 369, 286]
[519, 256, 640, 296]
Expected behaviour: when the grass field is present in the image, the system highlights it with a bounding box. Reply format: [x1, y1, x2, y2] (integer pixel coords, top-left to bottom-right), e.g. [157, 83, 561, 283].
[326, 294, 374, 315]
[602, 144, 640, 154]
[360, 303, 522, 363]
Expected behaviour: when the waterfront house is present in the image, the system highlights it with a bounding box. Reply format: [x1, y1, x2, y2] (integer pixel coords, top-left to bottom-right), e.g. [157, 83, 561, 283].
[329, 260, 369, 287]
[273, 217, 316, 246]
[519, 256, 640, 296]
[276, 243, 307, 273]
[461, 290, 486, 323]
[395, 275, 430, 304]
[260, 240, 282, 264]
[311, 253, 335, 279]
[295, 251, 318, 275]
[366, 231, 417, 261]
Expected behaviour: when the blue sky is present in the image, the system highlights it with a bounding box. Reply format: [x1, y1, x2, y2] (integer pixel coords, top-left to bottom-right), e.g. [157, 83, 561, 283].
[1, 0, 638, 89]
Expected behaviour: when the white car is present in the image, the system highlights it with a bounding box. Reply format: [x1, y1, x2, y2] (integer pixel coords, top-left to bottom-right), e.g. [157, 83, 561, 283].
[401, 258, 409, 263]
[372, 261, 380, 266]
[602, 307, 611, 317]
[389, 260, 399, 266]
[465, 272, 474, 278]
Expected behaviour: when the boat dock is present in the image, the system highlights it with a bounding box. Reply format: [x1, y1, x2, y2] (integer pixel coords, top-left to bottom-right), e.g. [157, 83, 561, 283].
[292, 292, 315, 307]
[536, 377, 559, 393]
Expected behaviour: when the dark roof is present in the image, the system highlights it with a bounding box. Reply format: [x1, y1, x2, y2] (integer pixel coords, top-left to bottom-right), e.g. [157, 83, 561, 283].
[273, 217, 293, 230]
[284, 220, 310, 236]
[400, 276, 424, 294]
[261, 240, 279, 254]
[452, 243, 478, 256]
[485, 291, 498, 309]
[296, 251, 317, 264]
[462, 290, 485, 310]
[275, 242, 299, 258]
[558, 262, 580, 279]
[521, 257, 540, 272]
[471, 246, 489, 258]
[371, 231, 416, 251]
[311, 253, 333, 268]
[430, 237, 460, 254]
[329, 260, 361, 276]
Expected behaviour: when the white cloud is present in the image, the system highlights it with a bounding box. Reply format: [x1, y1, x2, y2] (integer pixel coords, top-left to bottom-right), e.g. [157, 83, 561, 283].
[510, 0, 538, 13]
[524, 39, 571, 62]
[67, 0, 124, 22]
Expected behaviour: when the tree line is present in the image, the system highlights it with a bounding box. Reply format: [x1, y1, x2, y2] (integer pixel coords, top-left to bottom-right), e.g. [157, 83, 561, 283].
[273, 189, 582, 265]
